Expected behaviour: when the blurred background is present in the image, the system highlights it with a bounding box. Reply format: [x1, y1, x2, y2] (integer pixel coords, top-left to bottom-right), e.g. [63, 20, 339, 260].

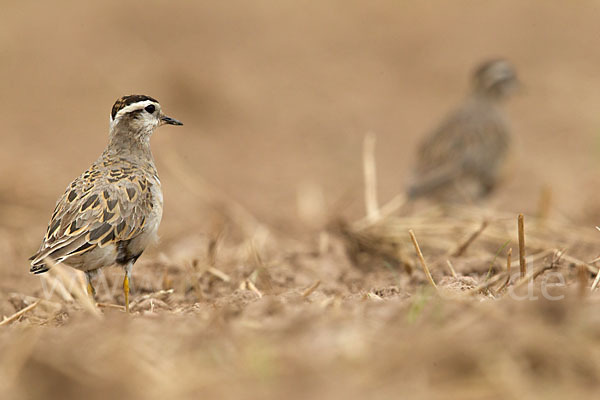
[3, 0, 600, 237]
[3, 1, 600, 399]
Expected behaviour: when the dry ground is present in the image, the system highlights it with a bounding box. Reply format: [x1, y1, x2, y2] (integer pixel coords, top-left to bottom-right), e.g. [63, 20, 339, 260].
[2, 1, 600, 399]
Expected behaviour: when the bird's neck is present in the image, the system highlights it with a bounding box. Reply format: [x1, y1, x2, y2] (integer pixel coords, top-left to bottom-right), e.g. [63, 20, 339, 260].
[472, 89, 506, 105]
[105, 126, 155, 163]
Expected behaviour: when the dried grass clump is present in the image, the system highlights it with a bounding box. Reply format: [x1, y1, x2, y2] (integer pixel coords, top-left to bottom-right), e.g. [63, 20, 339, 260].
[329, 218, 413, 273]
[336, 204, 599, 279]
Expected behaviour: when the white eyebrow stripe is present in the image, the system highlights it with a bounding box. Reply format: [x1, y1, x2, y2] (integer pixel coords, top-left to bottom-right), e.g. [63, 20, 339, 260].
[111, 100, 159, 121]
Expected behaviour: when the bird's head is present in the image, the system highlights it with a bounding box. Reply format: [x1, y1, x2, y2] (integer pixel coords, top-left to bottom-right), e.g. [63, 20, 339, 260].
[109, 95, 183, 143]
[471, 59, 520, 100]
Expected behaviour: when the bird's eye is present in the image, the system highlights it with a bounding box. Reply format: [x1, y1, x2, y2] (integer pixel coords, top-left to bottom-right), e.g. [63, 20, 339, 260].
[145, 105, 155, 114]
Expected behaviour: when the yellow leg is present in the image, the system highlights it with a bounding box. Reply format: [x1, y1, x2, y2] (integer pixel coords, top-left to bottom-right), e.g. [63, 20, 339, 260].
[123, 274, 130, 313]
[87, 282, 96, 297]
[85, 271, 96, 299]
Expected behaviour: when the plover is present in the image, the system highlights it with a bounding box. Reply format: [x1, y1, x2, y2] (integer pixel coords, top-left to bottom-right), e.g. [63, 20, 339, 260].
[407, 59, 519, 202]
[29, 95, 183, 312]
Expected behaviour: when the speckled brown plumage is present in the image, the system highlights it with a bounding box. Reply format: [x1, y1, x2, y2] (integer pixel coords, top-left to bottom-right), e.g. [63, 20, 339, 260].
[30, 155, 159, 270]
[30, 95, 183, 310]
[407, 59, 519, 202]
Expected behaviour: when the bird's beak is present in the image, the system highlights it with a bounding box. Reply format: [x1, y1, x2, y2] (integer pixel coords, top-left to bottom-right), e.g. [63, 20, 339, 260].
[160, 114, 183, 126]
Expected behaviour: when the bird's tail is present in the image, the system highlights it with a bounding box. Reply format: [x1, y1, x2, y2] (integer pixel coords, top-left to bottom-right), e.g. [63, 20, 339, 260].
[29, 254, 50, 274]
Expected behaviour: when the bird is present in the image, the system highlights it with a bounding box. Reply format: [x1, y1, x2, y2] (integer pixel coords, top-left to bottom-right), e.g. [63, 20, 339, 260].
[407, 59, 519, 203]
[29, 94, 183, 312]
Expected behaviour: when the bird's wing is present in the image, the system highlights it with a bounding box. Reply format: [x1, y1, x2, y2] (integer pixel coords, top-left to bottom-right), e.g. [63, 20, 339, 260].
[408, 105, 509, 198]
[30, 166, 154, 272]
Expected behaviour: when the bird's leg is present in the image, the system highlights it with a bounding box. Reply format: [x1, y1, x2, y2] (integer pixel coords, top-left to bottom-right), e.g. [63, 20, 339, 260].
[123, 262, 133, 313]
[85, 270, 97, 299]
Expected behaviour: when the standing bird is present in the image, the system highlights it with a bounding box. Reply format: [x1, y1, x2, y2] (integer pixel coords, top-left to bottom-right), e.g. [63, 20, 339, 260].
[29, 95, 183, 312]
[407, 59, 519, 202]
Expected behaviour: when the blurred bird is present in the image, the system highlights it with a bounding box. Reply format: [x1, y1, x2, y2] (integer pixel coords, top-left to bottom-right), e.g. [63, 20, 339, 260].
[29, 95, 183, 312]
[407, 59, 519, 202]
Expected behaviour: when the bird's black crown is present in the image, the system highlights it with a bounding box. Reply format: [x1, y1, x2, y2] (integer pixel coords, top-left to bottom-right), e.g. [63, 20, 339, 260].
[111, 95, 158, 120]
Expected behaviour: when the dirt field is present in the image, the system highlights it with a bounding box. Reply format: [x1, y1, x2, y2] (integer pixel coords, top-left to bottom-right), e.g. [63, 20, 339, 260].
[2, 1, 600, 399]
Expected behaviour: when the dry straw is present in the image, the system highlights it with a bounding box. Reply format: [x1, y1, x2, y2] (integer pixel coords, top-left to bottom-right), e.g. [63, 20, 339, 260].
[336, 175, 599, 297]
[43, 258, 102, 319]
[518, 213, 526, 278]
[363, 132, 380, 223]
[408, 229, 437, 290]
[0, 300, 41, 326]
